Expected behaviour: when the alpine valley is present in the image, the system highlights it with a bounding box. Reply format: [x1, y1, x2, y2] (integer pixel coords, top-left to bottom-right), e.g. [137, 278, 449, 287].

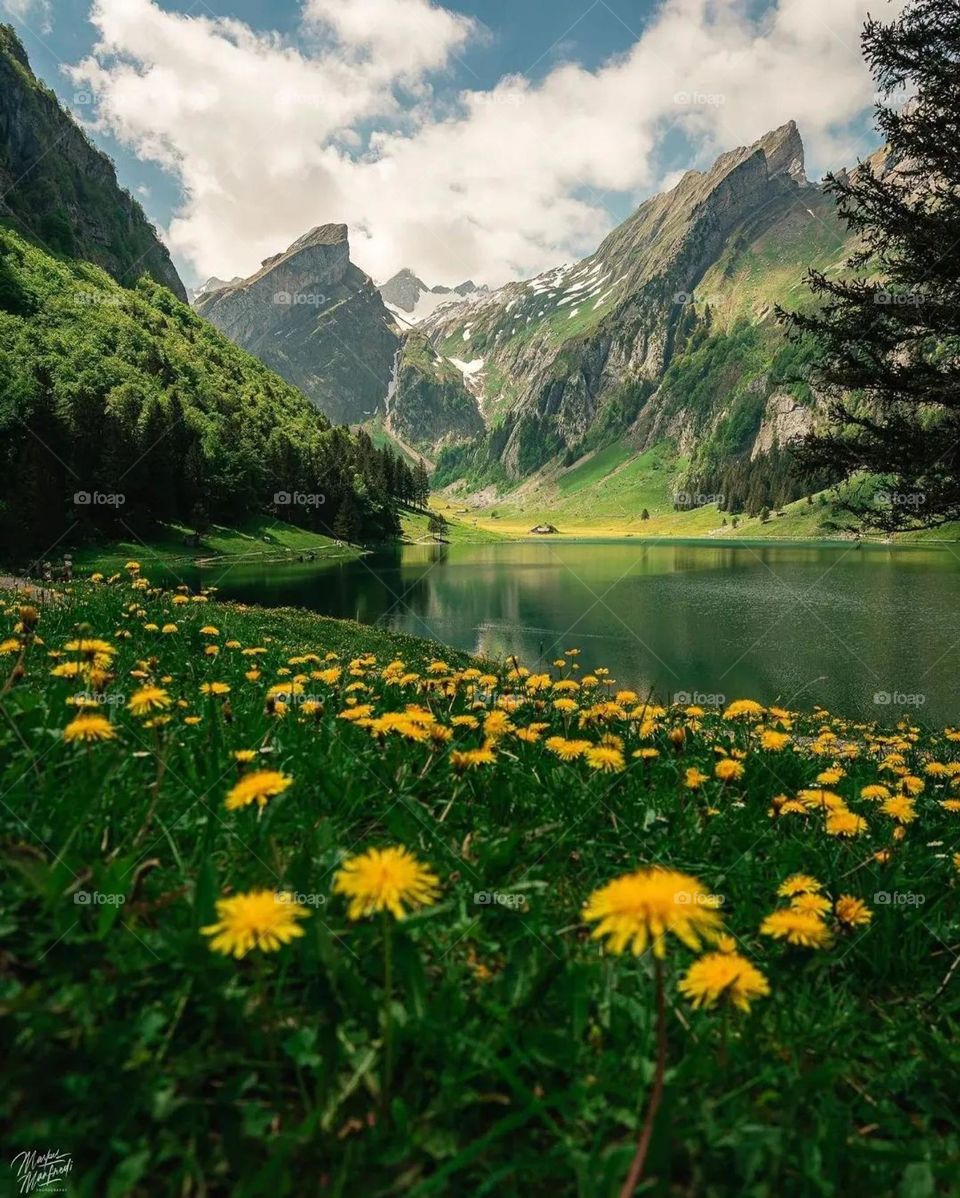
[194, 120, 871, 534]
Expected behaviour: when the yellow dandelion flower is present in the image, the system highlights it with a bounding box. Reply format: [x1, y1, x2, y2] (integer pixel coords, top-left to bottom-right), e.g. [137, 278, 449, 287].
[337, 704, 374, 722]
[797, 788, 846, 811]
[632, 747, 660, 761]
[825, 809, 868, 837]
[483, 711, 513, 738]
[199, 626, 219, 636]
[723, 699, 765, 720]
[585, 745, 625, 773]
[50, 661, 85, 679]
[63, 713, 116, 743]
[860, 784, 891, 801]
[225, 769, 293, 811]
[881, 795, 917, 824]
[234, 750, 257, 763]
[514, 727, 541, 743]
[312, 667, 342, 686]
[450, 747, 496, 771]
[760, 730, 791, 751]
[835, 895, 873, 927]
[777, 874, 822, 897]
[939, 799, 960, 813]
[759, 909, 832, 949]
[64, 638, 116, 657]
[714, 758, 744, 783]
[546, 737, 592, 761]
[790, 892, 832, 916]
[200, 682, 231, 696]
[333, 845, 440, 920]
[684, 768, 709, 789]
[202, 890, 308, 957]
[127, 686, 171, 716]
[678, 951, 770, 1012]
[583, 867, 723, 958]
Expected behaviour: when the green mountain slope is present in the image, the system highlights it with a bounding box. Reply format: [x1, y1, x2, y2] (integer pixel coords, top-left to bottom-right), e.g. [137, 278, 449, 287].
[0, 25, 186, 300]
[418, 123, 857, 526]
[0, 229, 413, 558]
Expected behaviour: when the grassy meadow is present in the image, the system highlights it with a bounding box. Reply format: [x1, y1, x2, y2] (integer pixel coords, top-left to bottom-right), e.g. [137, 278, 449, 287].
[2, 571, 959, 1196]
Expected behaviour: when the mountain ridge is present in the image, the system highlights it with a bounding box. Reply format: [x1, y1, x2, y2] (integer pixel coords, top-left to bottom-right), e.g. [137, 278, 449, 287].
[410, 120, 853, 519]
[196, 223, 401, 425]
[0, 25, 186, 300]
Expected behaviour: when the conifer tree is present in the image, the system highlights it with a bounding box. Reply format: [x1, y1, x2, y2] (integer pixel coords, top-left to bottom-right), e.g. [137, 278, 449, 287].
[782, 0, 960, 530]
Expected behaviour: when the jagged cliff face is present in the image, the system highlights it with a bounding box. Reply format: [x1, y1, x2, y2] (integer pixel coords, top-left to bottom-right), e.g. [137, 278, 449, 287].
[386, 333, 483, 452]
[0, 25, 185, 300]
[196, 224, 400, 425]
[417, 121, 850, 481]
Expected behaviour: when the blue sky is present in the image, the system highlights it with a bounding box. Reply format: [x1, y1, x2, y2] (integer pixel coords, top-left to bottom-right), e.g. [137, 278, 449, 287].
[1, 0, 888, 287]
[7, 0, 658, 247]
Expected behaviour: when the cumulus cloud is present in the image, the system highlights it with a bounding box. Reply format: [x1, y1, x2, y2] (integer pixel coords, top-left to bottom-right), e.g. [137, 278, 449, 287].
[303, 0, 476, 81]
[69, 0, 906, 287]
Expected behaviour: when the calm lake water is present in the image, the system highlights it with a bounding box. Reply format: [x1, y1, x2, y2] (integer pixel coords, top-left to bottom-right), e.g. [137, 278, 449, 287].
[178, 540, 960, 723]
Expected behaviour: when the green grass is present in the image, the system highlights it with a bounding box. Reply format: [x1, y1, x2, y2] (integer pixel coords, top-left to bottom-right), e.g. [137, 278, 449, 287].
[400, 504, 507, 544]
[2, 578, 959, 1195]
[67, 518, 363, 571]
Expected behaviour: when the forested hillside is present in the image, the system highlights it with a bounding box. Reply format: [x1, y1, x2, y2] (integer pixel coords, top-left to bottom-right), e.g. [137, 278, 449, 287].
[0, 228, 416, 558]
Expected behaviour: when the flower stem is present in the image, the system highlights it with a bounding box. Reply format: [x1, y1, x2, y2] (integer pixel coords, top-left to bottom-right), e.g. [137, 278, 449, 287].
[382, 912, 394, 1109]
[620, 955, 667, 1198]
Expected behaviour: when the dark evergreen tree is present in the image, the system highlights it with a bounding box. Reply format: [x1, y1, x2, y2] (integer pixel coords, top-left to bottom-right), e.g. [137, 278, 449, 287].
[412, 459, 431, 509]
[781, 0, 960, 531]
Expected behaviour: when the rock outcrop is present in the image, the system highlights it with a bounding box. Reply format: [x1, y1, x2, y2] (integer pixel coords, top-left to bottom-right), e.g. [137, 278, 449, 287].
[386, 333, 483, 451]
[196, 224, 400, 425]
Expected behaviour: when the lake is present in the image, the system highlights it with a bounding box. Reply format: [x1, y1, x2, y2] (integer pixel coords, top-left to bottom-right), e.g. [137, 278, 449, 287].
[176, 540, 960, 724]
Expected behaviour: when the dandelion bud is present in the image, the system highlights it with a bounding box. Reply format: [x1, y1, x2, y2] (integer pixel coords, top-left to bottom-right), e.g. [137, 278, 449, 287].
[18, 605, 39, 630]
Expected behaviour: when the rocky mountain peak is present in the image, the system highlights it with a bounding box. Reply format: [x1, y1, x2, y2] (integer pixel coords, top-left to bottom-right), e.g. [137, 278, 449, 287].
[379, 269, 488, 323]
[754, 120, 806, 185]
[195, 221, 398, 425]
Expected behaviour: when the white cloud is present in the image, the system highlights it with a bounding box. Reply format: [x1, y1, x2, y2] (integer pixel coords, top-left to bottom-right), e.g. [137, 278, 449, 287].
[3, 0, 52, 33]
[70, 0, 906, 288]
[303, 0, 476, 80]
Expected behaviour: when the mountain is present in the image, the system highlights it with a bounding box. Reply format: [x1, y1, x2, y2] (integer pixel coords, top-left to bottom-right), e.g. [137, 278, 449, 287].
[196, 224, 400, 425]
[0, 32, 416, 557]
[417, 121, 854, 518]
[0, 25, 186, 300]
[379, 267, 487, 325]
[188, 275, 243, 303]
[385, 332, 484, 452]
